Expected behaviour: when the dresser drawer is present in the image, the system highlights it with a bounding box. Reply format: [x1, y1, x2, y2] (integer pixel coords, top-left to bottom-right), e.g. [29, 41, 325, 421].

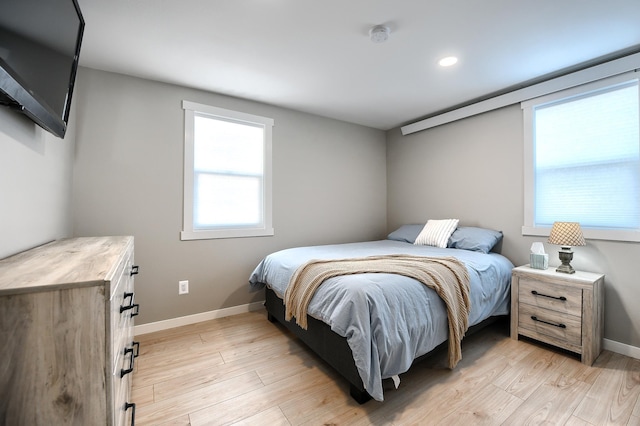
[111, 274, 130, 373]
[519, 278, 582, 317]
[113, 341, 136, 426]
[518, 303, 582, 346]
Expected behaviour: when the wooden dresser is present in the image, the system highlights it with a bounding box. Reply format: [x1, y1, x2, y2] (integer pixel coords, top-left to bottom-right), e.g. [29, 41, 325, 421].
[0, 236, 139, 425]
[510, 265, 604, 365]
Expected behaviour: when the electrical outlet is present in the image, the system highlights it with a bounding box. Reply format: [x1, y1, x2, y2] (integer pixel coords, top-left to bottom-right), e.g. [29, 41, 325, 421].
[178, 280, 189, 295]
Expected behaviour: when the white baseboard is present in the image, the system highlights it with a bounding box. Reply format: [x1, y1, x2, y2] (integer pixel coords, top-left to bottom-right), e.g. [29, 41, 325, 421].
[604, 338, 640, 360]
[134, 300, 265, 336]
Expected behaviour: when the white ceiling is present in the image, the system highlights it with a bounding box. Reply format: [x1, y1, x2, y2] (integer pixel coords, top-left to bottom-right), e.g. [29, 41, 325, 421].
[76, 0, 640, 130]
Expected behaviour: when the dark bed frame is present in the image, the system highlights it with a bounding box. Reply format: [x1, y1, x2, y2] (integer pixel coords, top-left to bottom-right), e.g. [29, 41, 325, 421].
[264, 287, 503, 404]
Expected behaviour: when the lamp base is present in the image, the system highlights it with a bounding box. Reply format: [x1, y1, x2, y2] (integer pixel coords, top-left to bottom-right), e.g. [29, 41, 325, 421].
[556, 249, 576, 274]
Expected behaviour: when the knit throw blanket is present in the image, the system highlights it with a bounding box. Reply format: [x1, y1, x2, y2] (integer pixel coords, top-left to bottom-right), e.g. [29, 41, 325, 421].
[284, 254, 471, 368]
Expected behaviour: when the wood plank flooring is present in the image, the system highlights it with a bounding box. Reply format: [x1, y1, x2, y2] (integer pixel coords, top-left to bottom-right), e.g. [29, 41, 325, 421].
[132, 310, 640, 425]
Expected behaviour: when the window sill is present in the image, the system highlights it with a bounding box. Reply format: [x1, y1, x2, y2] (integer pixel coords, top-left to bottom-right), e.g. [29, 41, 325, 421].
[181, 227, 274, 241]
[522, 226, 640, 243]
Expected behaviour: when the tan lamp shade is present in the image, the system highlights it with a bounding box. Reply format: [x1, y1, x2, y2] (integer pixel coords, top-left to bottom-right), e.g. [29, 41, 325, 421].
[548, 222, 586, 247]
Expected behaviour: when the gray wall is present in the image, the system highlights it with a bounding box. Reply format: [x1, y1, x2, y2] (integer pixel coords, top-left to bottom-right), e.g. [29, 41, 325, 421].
[387, 105, 640, 349]
[0, 101, 75, 259]
[71, 68, 388, 324]
[3, 64, 636, 351]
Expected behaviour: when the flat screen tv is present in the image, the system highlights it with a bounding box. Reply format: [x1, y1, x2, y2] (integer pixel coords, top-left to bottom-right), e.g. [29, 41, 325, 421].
[0, 0, 84, 139]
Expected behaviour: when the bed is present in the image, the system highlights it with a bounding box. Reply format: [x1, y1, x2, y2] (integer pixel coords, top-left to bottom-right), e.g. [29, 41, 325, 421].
[249, 223, 514, 403]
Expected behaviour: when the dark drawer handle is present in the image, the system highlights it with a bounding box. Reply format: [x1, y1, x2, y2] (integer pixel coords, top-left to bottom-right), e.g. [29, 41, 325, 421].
[132, 341, 140, 358]
[121, 346, 136, 377]
[120, 292, 134, 313]
[121, 293, 140, 317]
[125, 402, 136, 426]
[531, 315, 566, 329]
[531, 290, 567, 301]
[130, 265, 139, 276]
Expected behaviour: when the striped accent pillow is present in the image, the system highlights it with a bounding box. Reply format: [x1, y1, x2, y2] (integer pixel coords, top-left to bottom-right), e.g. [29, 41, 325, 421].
[414, 219, 459, 248]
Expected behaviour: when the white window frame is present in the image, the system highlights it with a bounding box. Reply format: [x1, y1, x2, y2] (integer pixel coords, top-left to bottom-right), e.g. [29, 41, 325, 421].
[181, 100, 274, 240]
[521, 72, 640, 242]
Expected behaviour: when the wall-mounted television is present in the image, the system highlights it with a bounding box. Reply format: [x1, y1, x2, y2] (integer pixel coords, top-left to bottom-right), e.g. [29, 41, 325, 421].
[0, 0, 84, 139]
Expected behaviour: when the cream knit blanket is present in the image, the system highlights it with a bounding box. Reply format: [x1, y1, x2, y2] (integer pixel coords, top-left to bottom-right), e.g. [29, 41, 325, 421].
[284, 254, 471, 368]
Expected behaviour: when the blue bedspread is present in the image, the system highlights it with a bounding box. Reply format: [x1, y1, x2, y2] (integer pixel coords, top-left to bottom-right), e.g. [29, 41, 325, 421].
[249, 240, 513, 401]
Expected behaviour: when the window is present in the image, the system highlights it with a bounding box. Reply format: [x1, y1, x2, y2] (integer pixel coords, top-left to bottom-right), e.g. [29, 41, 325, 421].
[522, 73, 640, 242]
[181, 101, 274, 240]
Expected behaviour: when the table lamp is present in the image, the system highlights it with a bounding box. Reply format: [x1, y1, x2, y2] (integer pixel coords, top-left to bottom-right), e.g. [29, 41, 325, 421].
[548, 221, 586, 274]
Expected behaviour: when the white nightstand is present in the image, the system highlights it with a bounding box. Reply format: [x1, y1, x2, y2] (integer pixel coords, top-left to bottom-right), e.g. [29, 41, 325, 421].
[510, 265, 604, 365]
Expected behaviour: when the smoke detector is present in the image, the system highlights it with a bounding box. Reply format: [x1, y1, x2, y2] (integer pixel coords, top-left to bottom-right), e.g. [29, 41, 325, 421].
[369, 25, 390, 43]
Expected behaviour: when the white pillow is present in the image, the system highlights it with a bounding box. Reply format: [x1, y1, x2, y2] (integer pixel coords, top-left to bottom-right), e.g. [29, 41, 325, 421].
[414, 219, 459, 248]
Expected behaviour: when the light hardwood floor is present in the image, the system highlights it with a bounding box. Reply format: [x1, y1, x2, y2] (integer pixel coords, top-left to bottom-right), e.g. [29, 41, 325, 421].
[132, 310, 640, 425]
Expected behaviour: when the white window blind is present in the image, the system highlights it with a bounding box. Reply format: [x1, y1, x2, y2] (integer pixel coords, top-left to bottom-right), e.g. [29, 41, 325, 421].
[522, 74, 640, 242]
[182, 101, 274, 240]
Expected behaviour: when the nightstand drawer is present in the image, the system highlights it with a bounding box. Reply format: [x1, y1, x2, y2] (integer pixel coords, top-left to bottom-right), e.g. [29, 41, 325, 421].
[518, 303, 582, 346]
[519, 278, 582, 317]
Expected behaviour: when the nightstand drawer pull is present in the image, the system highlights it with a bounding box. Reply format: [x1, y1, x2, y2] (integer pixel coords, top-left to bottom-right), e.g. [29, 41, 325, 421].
[531, 315, 566, 329]
[531, 290, 567, 301]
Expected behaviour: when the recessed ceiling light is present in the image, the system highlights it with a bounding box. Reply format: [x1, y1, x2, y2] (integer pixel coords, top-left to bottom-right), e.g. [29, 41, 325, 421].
[438, 56, 458, 67]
